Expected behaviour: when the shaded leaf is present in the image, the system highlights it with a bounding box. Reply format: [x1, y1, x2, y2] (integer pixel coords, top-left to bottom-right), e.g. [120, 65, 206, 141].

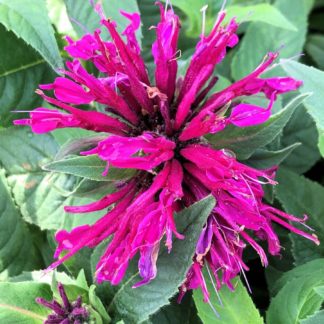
[148, 293, 201, 324]
[138, 0, 161, 62]
[0, 170, 41, 280]
[44, 155, 135, 182]
[306, 34, 324, 69]
[280, 105, 320, 174]
[206, 93, 308, 159]
[61, 248, 94, 286]
[264, 224, 296, 292]
[275, 168, 324, 265]
[0, 128, 104, 230]
[246, 143, 300, 169]
[309, 11, 324, 33]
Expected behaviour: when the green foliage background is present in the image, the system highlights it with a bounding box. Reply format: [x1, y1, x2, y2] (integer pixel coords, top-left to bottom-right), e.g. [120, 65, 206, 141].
[0, 0, 324, 323]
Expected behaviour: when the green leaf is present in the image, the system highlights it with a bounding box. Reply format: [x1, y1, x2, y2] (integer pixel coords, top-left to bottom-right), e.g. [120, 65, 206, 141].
[47, 0, 76, 38]
[0, 128, 105, 230]
[64, 0, 142, 46]
[231, 0, 272, 4]
[281, 60, 324, 157]
[306, 34, 324, 69]
[0, 0, 62, 70]
[53, 273, 109, 324]
[224, 4, 297, 30]
[301, 310, 324, 324]
[160, 0, 215, 37]
[0, 128, 59, 174]
[162, 1, 295, 37]
[52, 128, 99, 147]
[59, 178, 114, 198]
[246, 143, 300, 169]
[271, 259, 324, 297]
[9, 269, 53, 283]
[51, 270, 90, 304]
[53, 134, 107, 160]
[314, 286, 324, 298]
[44, 155, 135, 182]
[6, 270, 109, 323]
[267, 260, 324, 324]
[89, 285, 111, 324]
[106, 196, 216, 323]
[11, 269, 90, 299]
[231, 0, 314, 80]
[206, 93, 308, 159]
[0, 170, 41, 280]
[0, 282, 52, 323]
[193, 276, 264, 324]
[0, 25, 55, 127]
[275, 168, 324, 266]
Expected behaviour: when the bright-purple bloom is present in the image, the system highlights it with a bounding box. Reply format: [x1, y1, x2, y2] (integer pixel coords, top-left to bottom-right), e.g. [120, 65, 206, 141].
[15, 2, 318, 302]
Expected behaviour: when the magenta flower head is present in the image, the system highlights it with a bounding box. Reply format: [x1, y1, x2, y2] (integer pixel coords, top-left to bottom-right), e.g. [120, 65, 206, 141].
[14, 2, 319, 302]
[36, 282, 89, 324]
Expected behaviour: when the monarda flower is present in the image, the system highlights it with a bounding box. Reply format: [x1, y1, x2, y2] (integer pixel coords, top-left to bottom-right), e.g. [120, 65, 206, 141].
[36, 282, 89, 324]
[15, 2, 319, 302]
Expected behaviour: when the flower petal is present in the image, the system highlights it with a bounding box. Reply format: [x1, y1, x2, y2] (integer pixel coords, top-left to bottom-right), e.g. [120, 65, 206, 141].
[229, 103, 271, 127]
